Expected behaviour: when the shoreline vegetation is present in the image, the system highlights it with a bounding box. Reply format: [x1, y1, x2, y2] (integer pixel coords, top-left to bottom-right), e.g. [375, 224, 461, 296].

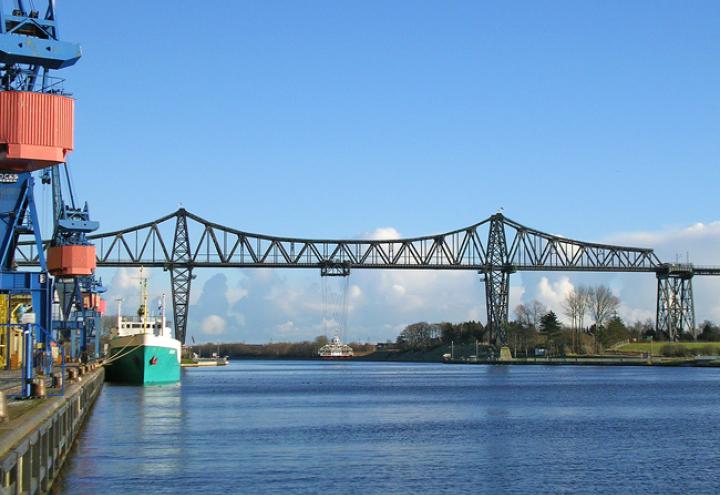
[190, 337, 720, 367]
[189, 342, 720, 365]
[187, 342, 720, 368]
[190, 337, 376, 361]
[190, 284, 720, 367]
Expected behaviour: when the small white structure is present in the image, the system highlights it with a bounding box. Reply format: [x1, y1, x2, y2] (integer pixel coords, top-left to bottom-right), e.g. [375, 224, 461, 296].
[319, 336, 353, 359]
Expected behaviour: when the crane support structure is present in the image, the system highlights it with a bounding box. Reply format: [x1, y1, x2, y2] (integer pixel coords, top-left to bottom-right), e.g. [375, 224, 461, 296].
[16, 209, 720, 347]
[0, 0, 93, 394]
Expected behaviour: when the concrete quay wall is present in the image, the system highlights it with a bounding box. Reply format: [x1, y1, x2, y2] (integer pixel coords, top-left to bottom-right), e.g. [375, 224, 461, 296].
[0, 366, 104, 494]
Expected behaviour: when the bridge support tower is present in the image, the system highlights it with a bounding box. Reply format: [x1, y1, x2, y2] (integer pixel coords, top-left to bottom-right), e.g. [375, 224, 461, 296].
[169, 209, 193, 345]
[482, 214, 514, 348]
[656, 265, 696, 341]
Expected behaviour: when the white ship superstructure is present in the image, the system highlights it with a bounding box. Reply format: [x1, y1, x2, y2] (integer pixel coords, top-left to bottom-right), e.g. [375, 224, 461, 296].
[319, 336, 353, 359]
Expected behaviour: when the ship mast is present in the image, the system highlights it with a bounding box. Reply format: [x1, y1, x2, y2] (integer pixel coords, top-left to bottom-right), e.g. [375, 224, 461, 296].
[116, 298, 123, 335]
[160, 293, 167, 337]
[139, 266, 148, 334]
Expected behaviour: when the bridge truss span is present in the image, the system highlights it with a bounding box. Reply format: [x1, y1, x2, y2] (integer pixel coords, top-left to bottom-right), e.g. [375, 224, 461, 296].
[14, 208, 718, 347]
[17, 209, 663, 272]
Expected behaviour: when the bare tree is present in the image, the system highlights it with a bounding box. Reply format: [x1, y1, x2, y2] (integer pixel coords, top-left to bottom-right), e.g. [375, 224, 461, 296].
[576, 285, 590, 330]
[563, 289, 580, 352]
[514, 304, 531, 326]
[588, 285, 620, 329]
[563, 286, 591, 327]
[563, 285, 590, 353]
[563, 290, 580, 329]
[529, 300, 546, 330]
[515, 300, 546, 330]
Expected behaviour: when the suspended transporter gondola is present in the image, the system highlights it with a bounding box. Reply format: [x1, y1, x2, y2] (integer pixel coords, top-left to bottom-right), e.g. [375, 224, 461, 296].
[318, 336, 354, 359]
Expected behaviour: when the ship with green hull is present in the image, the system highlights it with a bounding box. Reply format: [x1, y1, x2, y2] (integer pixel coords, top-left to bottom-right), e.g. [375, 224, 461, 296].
[105, 331, 181, 385]
[104, 271, 181, 385]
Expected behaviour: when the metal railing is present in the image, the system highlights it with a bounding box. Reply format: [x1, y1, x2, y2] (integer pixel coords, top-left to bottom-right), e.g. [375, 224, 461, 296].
[0, 69, 66, 94]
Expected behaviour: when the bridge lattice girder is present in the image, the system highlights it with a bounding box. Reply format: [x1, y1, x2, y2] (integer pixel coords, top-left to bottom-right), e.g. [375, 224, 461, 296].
[16, 209, 664, 272]
[16, 209, 720, 347]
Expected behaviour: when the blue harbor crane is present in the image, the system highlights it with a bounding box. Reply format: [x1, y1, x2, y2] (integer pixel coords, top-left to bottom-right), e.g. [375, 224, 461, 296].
[0, 0, 96, 396]
[42, 163, 105, 361]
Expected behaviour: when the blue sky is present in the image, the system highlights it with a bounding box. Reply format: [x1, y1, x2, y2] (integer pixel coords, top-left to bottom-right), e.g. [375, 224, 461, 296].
[42, 1, 720, 342]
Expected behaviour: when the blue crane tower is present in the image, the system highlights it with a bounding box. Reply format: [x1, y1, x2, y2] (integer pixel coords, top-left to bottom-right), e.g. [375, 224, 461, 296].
[42, 162, 105, 362]
[0, 1, 100, 395]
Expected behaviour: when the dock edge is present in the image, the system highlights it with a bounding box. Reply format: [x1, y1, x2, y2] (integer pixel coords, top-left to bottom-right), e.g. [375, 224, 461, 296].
[0, 367, 104, 494]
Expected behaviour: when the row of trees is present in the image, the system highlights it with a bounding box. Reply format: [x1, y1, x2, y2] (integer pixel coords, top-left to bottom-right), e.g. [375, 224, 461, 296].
[561, 285, 620, 331]
[514, 285, 622, 351]
[394, 283, 720, 356]
[395, 321, 489, 350]
[507, 311, 638, 357]
[192, 336, 375, 359]
[396, 322, 442, 349]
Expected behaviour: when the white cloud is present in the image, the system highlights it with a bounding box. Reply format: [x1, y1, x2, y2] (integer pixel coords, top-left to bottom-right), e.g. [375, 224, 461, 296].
[105, 267, 170, 316]
[349, 284, 363, 302]
[608, 221, 720, 247]
[226, 286, 248, 305]
[113, 267, 141, 290]
[201, 315, 226, 335]
[318, 317, 342, 336]
[363, 227, 402, 240]
[467, 307, 482, 321]
[277, 320, 297, 334]
[509, 282, 526, 312]
[607, 220, 720, 266]
[536, 276, 574, 318]
[617, 304, 654, 324]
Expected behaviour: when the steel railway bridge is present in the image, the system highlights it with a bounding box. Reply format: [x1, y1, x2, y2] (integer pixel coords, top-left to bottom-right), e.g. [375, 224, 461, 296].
[16, 209, 720, 347]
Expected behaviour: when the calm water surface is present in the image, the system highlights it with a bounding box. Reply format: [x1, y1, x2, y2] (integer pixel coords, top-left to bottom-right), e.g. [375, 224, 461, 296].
[52, 361, 720, 494]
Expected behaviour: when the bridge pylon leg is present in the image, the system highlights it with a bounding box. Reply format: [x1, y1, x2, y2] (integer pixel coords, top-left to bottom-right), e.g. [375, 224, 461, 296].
[656, 272, 696, 341]
[170, 209, 192, 345]
[171, 267, 192, 345]
[483, 214, 513, 348]
[484, 270, 511, 346]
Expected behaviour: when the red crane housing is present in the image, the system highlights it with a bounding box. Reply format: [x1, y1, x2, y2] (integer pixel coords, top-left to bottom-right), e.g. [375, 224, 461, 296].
[0, 91, 74, 171]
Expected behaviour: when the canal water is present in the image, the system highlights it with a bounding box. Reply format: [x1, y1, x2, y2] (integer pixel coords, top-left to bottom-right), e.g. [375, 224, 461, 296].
[52, 361, 720, 494]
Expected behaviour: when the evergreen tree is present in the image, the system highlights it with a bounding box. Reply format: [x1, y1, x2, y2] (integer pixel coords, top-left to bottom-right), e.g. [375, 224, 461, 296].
[540, 311, 563, 356]
[540, 311, 561, 334]
[699, 321, 720, 342]
[598, 316, 629, 347]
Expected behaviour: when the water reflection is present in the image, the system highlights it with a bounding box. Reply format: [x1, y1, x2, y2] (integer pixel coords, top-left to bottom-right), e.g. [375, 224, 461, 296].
[136, 383, 184, 477]
[54, 362, 720, 494]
